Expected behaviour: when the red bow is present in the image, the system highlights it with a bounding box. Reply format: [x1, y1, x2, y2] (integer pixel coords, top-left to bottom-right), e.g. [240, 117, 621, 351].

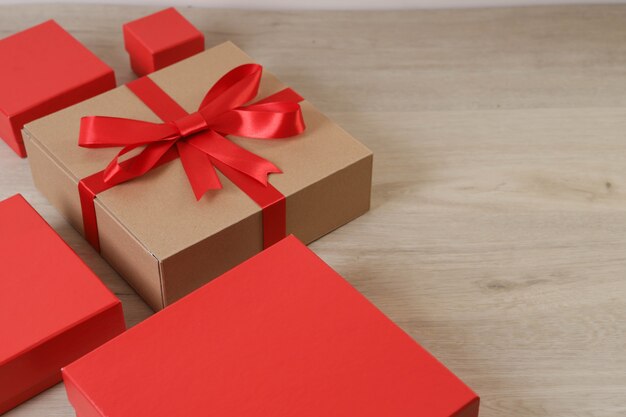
[78, 64, 305, 200]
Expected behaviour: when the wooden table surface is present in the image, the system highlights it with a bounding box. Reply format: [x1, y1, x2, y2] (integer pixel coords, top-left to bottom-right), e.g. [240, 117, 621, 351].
[2, 4, 625, 417]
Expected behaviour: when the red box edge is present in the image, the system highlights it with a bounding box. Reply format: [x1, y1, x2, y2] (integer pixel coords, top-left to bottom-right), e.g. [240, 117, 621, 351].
[0, 302, 125, 415]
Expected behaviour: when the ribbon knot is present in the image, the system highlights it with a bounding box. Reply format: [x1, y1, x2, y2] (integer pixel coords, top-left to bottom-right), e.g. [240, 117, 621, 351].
[78, 63, 305, 201]
[173, 112, 209, 137]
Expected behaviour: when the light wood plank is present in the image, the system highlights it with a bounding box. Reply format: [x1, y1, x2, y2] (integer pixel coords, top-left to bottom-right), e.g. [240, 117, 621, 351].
[1, 4, 625, 417]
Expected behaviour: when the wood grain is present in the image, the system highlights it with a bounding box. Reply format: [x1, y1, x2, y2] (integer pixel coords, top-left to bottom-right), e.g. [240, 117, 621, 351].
[1, 4, 625, 417]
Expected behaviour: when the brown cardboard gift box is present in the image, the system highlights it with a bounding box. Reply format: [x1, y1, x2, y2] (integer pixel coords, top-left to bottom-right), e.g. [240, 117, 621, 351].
[23, 41, 373, 311]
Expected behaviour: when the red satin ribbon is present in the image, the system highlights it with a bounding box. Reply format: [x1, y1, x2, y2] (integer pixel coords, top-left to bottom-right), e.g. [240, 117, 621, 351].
[77, 63, 305, 252]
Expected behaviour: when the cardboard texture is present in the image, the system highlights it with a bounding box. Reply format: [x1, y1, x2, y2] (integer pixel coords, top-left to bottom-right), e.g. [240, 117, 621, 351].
[0, 194, 125, 414]
[24, 41, 373, 310]
[62, 236, 479, 417]
[0, 20, 115, 157]
[123, 8, 204, 76]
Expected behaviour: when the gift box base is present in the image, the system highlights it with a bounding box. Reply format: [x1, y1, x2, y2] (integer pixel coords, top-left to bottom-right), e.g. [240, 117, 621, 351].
[23, 41, 373, 311]
[25, 130, 372, 311]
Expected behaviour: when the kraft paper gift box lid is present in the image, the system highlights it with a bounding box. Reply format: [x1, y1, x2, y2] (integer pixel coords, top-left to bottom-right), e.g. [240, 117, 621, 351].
[123, 7, 205, 76]
[62, 235, 479, 417]
[23, 41, 373, 311]
[0, 194, 126, 414]
[0, 20, 116, 157]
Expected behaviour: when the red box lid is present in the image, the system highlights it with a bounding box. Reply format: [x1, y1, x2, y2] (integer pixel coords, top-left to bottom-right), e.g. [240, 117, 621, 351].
[63, 235, 479, 417]
[0, 194, 125, 414]
[124, 8, 203, 54]
[123, 8, 204, 76]
[0, 20, 115, 157]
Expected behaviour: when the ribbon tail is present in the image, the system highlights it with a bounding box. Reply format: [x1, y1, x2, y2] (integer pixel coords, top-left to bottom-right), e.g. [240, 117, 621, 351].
[177, 139, 222, 200]
[187, 131, 281, 185]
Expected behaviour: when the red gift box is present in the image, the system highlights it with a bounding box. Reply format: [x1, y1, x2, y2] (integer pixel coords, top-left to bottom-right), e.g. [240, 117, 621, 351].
[0, 194, 125, 414]
[62, 235, 479, 417]
[123, 8, 204, 76]
[0, 20, 116, 157]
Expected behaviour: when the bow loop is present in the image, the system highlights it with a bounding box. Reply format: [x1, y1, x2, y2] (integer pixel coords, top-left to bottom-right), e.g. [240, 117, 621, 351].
[79, 116, 179, 148]
[199, 63, 262, 114]
[207, 102, 306, 139]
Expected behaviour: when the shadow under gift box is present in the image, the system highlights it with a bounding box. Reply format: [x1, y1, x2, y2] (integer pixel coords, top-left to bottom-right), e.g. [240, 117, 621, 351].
[0, 194, 125, 414]
[62, 235, 479, 417]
